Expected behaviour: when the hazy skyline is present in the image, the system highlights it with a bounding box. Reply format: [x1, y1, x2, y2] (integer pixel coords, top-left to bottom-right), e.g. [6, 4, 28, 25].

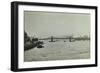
[24, 11, 90, 38]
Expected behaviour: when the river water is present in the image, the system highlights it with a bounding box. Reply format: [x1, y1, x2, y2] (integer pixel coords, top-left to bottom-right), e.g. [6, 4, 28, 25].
[24, 40, 90, 62]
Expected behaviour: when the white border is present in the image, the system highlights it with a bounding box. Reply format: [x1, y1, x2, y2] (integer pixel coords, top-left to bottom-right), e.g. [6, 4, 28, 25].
[18, 5, 95, 68]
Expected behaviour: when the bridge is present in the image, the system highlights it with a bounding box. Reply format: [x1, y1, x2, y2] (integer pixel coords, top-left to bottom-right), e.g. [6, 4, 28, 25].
[39, 36, 75, 42]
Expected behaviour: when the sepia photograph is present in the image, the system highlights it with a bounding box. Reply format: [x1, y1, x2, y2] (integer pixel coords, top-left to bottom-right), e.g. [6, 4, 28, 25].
[11, 2, 97, 71]
[24, 11, 90, 62]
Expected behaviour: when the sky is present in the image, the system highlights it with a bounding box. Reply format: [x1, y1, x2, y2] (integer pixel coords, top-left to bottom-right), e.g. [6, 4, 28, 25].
[24, 11, 90, 38]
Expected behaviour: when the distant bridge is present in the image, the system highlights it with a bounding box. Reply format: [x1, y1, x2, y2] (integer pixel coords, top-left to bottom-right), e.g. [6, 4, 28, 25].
[38, 36, 90, 42]
[39, 36, 75, 42]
